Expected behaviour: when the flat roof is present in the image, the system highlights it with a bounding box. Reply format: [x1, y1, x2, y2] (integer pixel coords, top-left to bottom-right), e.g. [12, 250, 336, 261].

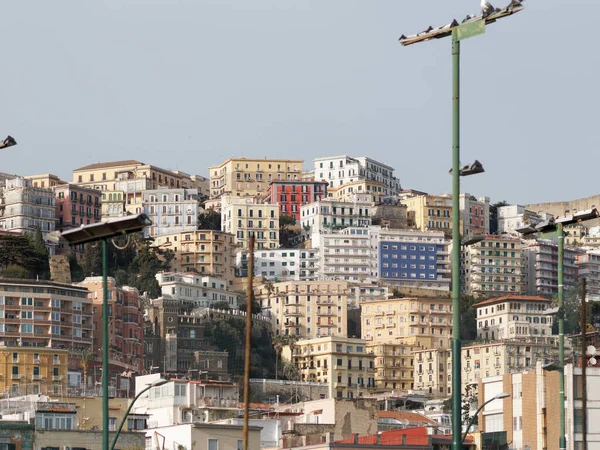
[476, 295, 551, 307]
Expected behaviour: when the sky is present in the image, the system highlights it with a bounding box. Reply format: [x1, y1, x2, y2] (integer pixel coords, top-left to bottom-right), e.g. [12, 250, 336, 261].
[1, 0, 598, 205]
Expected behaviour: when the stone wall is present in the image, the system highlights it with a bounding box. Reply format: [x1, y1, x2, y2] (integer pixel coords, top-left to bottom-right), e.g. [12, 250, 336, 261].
[250, 379, 329, 403]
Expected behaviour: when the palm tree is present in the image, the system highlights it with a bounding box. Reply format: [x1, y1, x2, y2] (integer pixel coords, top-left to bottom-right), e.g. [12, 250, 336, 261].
[80, 349, 95, 395]
[272, 334, 286, 380]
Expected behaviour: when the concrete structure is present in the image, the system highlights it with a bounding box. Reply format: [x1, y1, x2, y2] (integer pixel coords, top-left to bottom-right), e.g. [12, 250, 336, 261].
[209, 157, 303, 198]
[221, 195, 280, 250]
[0, 177, 57, 254]
[320, 227, 373, 283]
[328, 179, 387, 204]
[475, 295, 553, 341]
[313, 155, 401, 196]
[368, 341, 420, 392]
[522, 240, 583, 296]
[372, 227, 451, 291]
[25, 173, 65, 189]
[371, 201, 408, 229]
[254, 280, 349, 339]
[238, 248, 303, 281]
[77, 277, 144, 377]
[53, 183, 102, 257]
[142, 188, 199, 237]
[461, 234, 525, 297]
[0, 278, 92, 374]
[477, 363, 600, 450]
[0, 347, 69, 396]
[153, 230, 237, 287]
[497, 204, 552, 236]
[459, 193, 490, 236]
[265, 179, 328, 221]
[156, 271, 239, 308]
[400, 194, 452, 235]
[283, 336, 375, 399]
[145, 423, 261, 450]
[576, 251, 600, 297]
[133, 373, 240, 426]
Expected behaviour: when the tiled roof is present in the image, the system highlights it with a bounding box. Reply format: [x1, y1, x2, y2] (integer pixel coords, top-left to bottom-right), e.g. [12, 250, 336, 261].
[377, 410, 439, 426]
[476, 295, 551, 307]
[74, 160, 144, 171]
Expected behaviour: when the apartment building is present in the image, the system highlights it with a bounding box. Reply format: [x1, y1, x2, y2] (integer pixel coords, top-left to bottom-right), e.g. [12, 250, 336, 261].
[142, 188, 199, 237]
[77, 277, 144, 374]
[0, 177, 57, 254]
[328, 179, 386, 204]
[360, 297, 453, 349]
[72, 160, 195, 217]
[475, 295, 553, 341]
[220, 195, 280, 250]
[576, 251, 600, 297]
[265, 180, 328, 221]
[208, 157, 303, 199]
[0, 347, 69, 397]
[156, 271, 239, 308]
[401, 194, 452, 235]
[54, 184, 102, 257]
[522, 240, 583, 295]
[153, 230, 237, 286]
[497, 204, 552, 236]
[25, 173, 64, 189]
[459, 193, 490, 236]
[372, 227, 451, 291]
[313, 155, 401, 195]
[254, 280, 349, 338]
[237, 248, 301, 281]
[461, 234, 525, 297]
[282, 336, 376, 399]
[320, 227, 373, 283]
[368, 341, 419, 392]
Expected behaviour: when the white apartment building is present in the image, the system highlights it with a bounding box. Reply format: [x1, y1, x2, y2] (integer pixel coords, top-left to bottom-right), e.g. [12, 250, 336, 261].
[576, 251, 600, 297]
[237, 247, 320, 281]
[156, 271, 239, 308]
[497, 204, 553, 236]
[0, 177, 57, 254]
[313, 155, 401, 196]
[475, 295, 553, 341]
[522, 240, 583, 295]
[461, 234, 525, 297]
[319, 227, 374, 283]
[220, 195, 280, 250]
[301, 197, 373, 245]
[142, 188, 199, 237]
[459, 193, 490, 236]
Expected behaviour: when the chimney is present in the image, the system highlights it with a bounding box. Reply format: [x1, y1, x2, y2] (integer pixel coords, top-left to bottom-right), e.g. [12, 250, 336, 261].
[354, 433, 359, 444]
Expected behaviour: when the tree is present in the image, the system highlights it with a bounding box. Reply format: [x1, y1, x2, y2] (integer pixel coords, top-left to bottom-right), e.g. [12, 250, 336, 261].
[68, 252, 85, 282]
[0, 264, 32, 279]
[239, 295, 262, 315]
[279, 214, 297, 246]
[272, 334, 286, 380]
[211, 301, 230, 310]
[460, 294, 479, 341]
[198, 209, 221, 231]
[489, 200, 508, 234]
[0, 234, 49, 278]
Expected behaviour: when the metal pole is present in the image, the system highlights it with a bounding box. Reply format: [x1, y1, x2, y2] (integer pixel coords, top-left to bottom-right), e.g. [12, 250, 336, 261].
[580, 276, 587, 450]
[450, 28, 462, 450]
[102, 239, 109, 450]
[242, 234, 255, 450]
[557, 224, 566, 450]
[110, 384, 152, 450]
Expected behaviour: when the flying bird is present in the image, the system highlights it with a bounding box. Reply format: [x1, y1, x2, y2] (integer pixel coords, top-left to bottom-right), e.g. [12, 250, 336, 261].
[481, 0, 496, 15]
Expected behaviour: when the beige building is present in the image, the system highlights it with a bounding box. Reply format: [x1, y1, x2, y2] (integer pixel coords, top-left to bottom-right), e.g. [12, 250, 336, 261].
[367, 341, 419, 392]
[145, 423, 261, 450]
[209, 157, 304, 198]
[401, 194, 452, 235]
[461, 234, 525, 297]
[24, 173, 65, 188]
[221, 195, 280, 250]
[475, 294, 553, 341]
[360, 298, 453, 349]
[282, 336, 375, 399]
[153, 230, 237, 287]
[254, 280, 349, 338]
[327, 179, 386, 204]
[0, 347, 69, 397]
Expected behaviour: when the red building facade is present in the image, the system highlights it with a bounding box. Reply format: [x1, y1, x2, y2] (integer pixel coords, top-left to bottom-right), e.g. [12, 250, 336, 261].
[266, 180, 328, 221]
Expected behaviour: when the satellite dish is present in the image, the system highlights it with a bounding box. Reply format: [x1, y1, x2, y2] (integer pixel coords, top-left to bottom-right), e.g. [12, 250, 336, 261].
[589, 357, 597, 366]
[587, 345, 597, 356]
[403, 419, 410, 427]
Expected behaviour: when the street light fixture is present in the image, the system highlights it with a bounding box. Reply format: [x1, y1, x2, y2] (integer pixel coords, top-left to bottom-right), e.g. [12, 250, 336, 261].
[61, 213, 152, 450]
[517, 207, 599, 450]
[0, 135, 17, 149]
[109, 378, 168, 450]
[462, 392, 510, 445]
[399, 3, 524, 450]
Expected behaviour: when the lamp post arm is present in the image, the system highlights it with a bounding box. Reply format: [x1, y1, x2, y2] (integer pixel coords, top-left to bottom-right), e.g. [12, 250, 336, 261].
[110, 385, 152, 450]
[461, 399, 492, 445]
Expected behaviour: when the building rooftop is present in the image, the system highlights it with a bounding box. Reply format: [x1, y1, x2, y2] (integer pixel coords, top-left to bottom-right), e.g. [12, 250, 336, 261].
[73, 160, 144, 171]
[377, 410, 440, 427]
[476, 295, 551, 307]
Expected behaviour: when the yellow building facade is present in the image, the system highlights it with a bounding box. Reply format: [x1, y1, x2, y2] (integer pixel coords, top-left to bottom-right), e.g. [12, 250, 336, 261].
[401, 194, 453, 234]
[208, 157, 303, 198]
[282, 336, 375, 399]
[254, 280, 349, 338]
[327, 179, 385, 203]
[221, 196, 280, 250]
[24, 173, 65, 189]
[0, 347, 69, 396]
[153, 230, 237, 287]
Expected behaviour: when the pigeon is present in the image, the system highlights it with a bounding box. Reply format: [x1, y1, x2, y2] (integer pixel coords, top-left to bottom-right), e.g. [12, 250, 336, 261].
[481, 0, 496, 16]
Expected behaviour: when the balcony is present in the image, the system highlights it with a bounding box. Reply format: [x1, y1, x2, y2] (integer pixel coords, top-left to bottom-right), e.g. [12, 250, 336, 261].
[317, 322, 336, 328]
[284, 309, 303, 317]
[11, 374, 23, 380]
[33, 375, 43, 380]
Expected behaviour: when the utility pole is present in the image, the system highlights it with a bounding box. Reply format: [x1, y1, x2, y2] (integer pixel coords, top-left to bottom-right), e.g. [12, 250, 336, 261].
[242, 234, 255, 450]
[580, 277, 587, 450]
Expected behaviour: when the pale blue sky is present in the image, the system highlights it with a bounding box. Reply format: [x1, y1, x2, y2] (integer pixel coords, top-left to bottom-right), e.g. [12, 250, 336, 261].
[1, 0, 597, 204]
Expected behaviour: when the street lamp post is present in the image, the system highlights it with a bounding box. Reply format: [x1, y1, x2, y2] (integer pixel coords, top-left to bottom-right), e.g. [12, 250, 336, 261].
[109, 378, 168, 450]
[462, 392, 510, 445]
[399, 4, 524, 449]
[517, 208, 599, 450]
[61, 214, 152, 450]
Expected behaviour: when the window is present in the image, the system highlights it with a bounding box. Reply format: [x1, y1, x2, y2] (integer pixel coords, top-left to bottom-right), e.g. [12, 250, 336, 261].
[208, 439, 219, 450]
[237, 441, 243, 450]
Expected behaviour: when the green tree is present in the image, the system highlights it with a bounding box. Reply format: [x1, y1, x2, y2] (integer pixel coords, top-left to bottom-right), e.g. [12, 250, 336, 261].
[0, 264, 32, 279]
[279, 214, 297, 246]
[198, 209, 221, 231]
[211, 301, 230, 310]
[68, 252, 85, 283]
[460, 294, 479, 341]
[0, 234, 49, 278]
